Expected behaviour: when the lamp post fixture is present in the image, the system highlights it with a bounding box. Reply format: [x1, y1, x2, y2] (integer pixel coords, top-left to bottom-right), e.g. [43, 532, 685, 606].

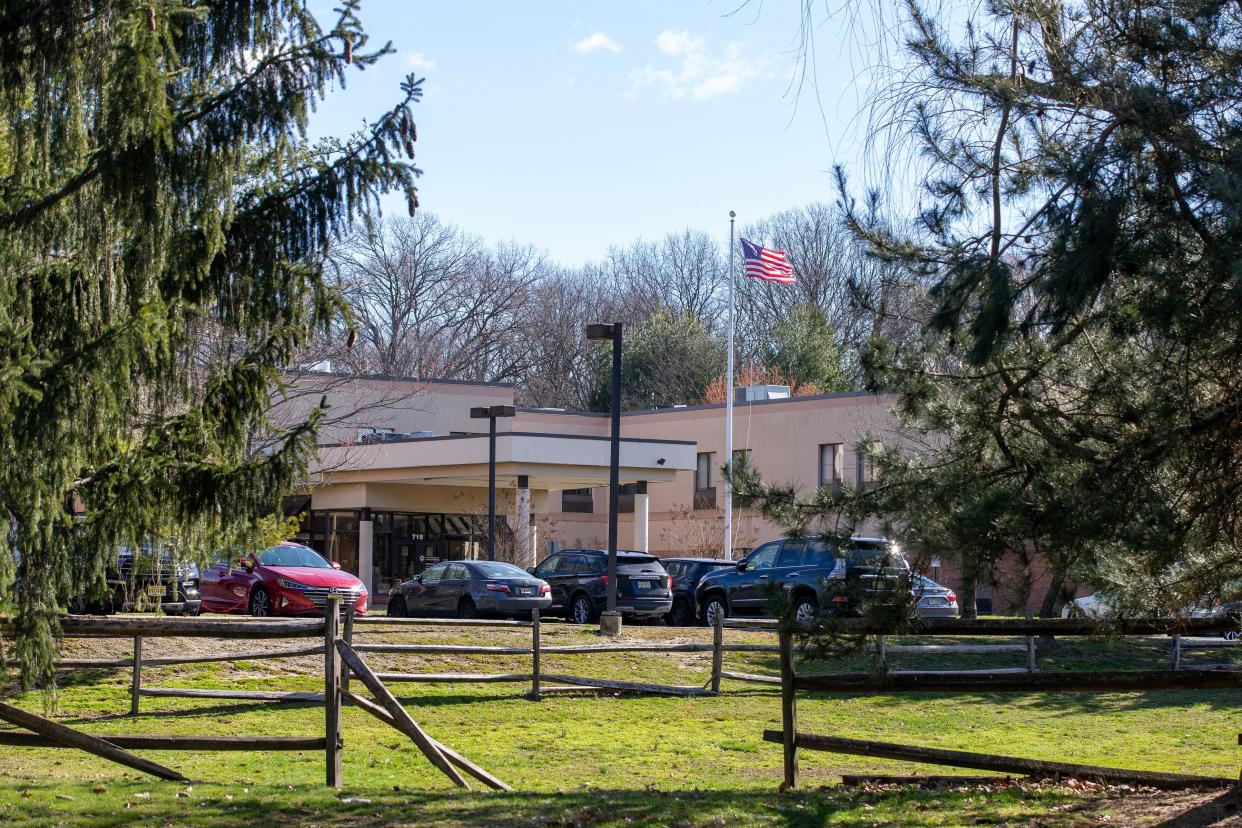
[469, 404, 516, 560]
[586, 322, 622, 635]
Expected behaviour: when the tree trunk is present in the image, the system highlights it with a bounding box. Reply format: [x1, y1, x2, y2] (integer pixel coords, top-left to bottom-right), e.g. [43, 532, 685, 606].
[1039, 569, 1067, 619]
[958, 569, 979, 620]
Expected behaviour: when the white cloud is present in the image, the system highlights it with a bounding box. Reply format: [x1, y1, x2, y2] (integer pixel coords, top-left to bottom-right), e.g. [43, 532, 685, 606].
[654, 30, 701, 57]
[631, 31, 772, 100]
[573, 32, 622, 54]
[404, 52, 436, 72]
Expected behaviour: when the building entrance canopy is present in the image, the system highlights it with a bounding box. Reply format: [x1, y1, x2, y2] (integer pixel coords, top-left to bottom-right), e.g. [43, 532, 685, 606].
[312, 431, 695, 491]
[303, 431, 696, 598]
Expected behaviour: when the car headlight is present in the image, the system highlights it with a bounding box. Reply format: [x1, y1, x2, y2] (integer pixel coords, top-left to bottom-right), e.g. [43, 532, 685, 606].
[278, 578, 309, 591]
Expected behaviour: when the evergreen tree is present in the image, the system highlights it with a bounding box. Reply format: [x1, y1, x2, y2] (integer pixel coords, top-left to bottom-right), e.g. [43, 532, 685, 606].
[739, 0, 1242, 619]
[0, 0, 421, 686]
[589, 310, 725, 411]
[760, 303, 850, 394]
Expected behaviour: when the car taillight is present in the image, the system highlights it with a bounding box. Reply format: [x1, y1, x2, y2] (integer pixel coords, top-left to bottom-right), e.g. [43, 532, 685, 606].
[540, 583, 551, 595]
[485, 583, 511, 594]
[666, 575, 673, 589]
[600, 575, 609, 587]
[947, 593, 957, 603]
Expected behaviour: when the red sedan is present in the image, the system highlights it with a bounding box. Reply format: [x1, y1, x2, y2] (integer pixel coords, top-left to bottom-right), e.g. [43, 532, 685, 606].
[200, 543, 368, 617]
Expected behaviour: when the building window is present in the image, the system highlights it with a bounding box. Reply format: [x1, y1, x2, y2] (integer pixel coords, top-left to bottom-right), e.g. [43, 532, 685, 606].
[617, 483, 636, 514]
[561, 487, 594, 514]
[694, 452, 716, 510]
[855, 445, 876, 488]
[819, 443, 843, 488]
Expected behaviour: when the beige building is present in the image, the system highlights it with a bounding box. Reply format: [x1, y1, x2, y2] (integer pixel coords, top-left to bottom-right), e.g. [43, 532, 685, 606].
[286, 373, 897, 604]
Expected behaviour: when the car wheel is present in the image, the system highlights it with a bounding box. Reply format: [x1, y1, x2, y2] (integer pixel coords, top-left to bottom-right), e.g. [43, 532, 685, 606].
[703, 595, 727, 628]
[793, 595, 819, 626]
[457, 598, 478, 619]
[248, 588, 271, 617]
[388, 596, 407, 618]
[569, 593, 595, 625]
[667, 598, 694, 627]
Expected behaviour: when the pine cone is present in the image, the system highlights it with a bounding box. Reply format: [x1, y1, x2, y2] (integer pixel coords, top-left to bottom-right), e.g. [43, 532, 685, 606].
[346, 329, 357, 349]
[409, 123, 417, 142]
[404, 139, 415, 159]
[343, 38, 353, 65]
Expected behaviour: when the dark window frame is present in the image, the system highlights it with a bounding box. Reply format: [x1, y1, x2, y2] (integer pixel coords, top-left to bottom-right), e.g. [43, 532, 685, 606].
[561, 487, 594, 514]
[819, 443, 843, 488]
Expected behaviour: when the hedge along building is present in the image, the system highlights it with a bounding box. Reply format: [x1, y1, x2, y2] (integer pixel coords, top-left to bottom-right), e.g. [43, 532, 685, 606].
[283, 373, 1072, 613]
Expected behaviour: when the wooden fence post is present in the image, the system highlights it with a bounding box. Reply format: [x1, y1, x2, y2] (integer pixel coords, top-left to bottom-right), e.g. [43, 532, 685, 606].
[129, 636, 142, 716]
[875, 634, 887, 670]
[1026, 636, 1036, 673]
[530, 608, 541, 700]
[711, 613, 724, 694]
[324, 595, 342, 788]
[1171, 634, 1182, 671]
[342, 604, 355, 694]
[779, 628, 798, 789]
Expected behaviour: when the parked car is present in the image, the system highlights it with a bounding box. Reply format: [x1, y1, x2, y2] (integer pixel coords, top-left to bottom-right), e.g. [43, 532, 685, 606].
[532, 548, 674, 624]
[199, 542, 367, 617]
[911, 573, 959, 618]
[387, 560, 551, 619]
[69, 546, 201, 616]
[695, 536, 909, 626]
[661, 557, 735, 626]
[1061, 593, 1111, 619]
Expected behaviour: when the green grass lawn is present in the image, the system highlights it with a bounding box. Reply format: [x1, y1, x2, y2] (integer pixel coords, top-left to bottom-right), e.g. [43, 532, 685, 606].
[0, 619, 1238, 826]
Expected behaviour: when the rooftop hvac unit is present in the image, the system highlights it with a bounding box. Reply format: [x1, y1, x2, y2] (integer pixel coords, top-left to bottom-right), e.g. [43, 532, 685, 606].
[735, 384, 791, 402]
[359, 429, 436, 444]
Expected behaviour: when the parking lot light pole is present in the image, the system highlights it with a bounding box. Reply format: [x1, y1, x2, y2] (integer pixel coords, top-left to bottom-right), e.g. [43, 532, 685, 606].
[586, 322, 622, 635]
[470, 404, 516, 560]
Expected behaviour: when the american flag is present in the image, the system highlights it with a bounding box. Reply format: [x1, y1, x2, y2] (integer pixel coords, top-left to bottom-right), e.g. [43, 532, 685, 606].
[740, 238, 795, 284]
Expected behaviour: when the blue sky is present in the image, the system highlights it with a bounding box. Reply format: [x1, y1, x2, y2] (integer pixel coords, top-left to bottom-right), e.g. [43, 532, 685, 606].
[309, 2, 889, 265]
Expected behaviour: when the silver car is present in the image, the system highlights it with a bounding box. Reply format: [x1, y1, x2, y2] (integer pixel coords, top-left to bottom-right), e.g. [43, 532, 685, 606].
[912, 574, 959, 618]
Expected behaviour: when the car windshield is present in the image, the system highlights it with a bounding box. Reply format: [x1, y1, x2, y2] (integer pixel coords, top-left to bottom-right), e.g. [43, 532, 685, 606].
[257, 545, 330, 568]
[473, 562, 527, 579]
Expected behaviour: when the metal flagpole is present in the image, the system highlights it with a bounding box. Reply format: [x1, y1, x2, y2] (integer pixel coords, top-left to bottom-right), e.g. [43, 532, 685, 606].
[723, 211, 736, 561]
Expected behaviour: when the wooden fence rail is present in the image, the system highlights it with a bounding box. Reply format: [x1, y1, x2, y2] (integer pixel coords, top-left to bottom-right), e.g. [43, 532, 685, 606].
[772, 627, 1242, 790]
[723, 616, 1235, 636]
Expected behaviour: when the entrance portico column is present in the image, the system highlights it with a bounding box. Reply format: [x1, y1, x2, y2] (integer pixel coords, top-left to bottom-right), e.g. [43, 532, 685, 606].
[633, 481, 649, 553]
[358, 507, 374, 595]
[515, 475, 532, 568]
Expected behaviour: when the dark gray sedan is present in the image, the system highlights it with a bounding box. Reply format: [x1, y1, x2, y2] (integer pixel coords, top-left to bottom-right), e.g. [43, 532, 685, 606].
[387, 560, 552, 619]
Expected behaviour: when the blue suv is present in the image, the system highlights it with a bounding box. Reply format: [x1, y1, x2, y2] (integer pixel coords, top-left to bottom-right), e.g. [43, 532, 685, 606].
[694, 536, 908, 626]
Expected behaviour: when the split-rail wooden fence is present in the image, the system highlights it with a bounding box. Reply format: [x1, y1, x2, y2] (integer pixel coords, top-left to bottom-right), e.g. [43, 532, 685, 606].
[763, 616, 1242, 791]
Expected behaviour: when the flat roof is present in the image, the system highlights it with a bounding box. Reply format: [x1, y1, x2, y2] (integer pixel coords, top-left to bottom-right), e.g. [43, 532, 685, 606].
[318, 430, 695, 449]
[516, 389, 891, 418]
[286, 370, 514, 389]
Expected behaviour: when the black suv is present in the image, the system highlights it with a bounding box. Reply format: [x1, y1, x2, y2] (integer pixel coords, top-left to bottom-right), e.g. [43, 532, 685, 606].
[661, 557, 735, 626]
[694, 537, 908, 626]
[532, 549, 673, 624]
[70, 547, 201, 615]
